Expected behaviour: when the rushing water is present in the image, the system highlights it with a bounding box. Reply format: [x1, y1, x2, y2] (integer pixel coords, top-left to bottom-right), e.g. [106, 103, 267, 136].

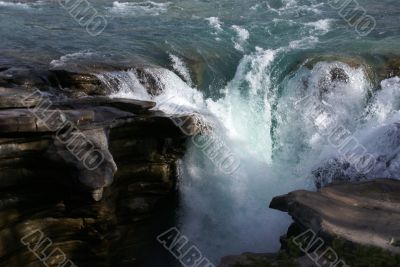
[2, 0, 400, 264]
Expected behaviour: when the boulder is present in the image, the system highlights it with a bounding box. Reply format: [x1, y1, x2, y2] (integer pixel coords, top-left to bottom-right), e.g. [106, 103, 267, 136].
[270, 179, 400, 254]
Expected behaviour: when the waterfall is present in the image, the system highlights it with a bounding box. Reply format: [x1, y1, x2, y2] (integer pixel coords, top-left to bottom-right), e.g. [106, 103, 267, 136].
[96, 52, 400, 262]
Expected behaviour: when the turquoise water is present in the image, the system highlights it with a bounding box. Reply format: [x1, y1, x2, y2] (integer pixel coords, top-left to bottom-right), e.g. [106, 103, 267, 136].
[2, 0, 400, 264]
[1, 0, 399, 89]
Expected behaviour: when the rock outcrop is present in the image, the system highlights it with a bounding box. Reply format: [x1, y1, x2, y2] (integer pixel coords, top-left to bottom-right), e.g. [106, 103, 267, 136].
[0, 81, 199, 266]
[270, 179, 400, 255]
[219, 180, 400, 267]
[270, 179, 400, 267]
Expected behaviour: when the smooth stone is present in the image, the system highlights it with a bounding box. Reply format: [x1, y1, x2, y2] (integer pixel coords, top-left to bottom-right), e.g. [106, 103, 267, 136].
[270, 179, 400, 254]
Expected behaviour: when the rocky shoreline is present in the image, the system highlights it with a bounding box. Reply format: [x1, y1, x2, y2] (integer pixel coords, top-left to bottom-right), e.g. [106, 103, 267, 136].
[219, 179, 400, 267]
[0, 65, 201, 266]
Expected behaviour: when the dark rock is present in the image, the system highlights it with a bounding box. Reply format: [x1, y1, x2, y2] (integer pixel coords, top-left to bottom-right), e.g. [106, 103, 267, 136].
[0, 90, 43, 109]
[0, 67, 48, 88]
[0, 76, 201, 267]
[330, 67, 349, 83]
[55, 96, 156, 114]
[219, 253, 278, 267]
[318, 66, 350, 96]
[218, 252, 315, 267]
[48, 70, 110, 96]
[268, 195, 289, 212]
[375, 55, 400, 80]
[134, 68, 164, 96]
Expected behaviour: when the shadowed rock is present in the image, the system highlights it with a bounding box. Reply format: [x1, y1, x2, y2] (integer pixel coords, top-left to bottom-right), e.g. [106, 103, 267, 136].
[0, 80, 202, 266]
[55, 96, 156, 113]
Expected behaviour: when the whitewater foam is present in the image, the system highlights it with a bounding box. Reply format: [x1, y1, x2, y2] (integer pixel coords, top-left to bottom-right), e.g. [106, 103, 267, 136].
[109, 1, 171, 16]
[169, 54, 193, 87]
[50, 51, 96, 69]
[305, 19, 335, 34]
[96, 69, 152, 101]
[289, 36, 319, 49]
[231, 25, 250, 52]
[205, 17, 223, 32]
[366, 76, 400, 123]
[0, 1, 31, 9]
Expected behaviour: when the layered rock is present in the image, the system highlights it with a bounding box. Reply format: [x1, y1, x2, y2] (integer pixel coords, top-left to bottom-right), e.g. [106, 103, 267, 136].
[0, 85, 199, 266]
[265, 179, 400, 267]
[219, 180, 400, 267]
[270, 179, 400, 254]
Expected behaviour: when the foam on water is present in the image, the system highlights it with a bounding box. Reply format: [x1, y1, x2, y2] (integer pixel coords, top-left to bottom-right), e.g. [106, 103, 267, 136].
[50, 51, 96, 69]
[366, 77, 400, 123]
[205, 17, 223, 32]
[273, 61, 370, 171]
[266, 0, 324, 15]
[169, 53, 193, 87]
[231, 25, 250, 52]
[305, 19, 335, 34]
[0, 1, 31, 9]
[109, 1, 171, 16]
[289, 36, 319, 49]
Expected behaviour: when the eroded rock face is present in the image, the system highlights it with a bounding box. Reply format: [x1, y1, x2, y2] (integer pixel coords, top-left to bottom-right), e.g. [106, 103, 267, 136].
[270, 179, 400, 255]
[0, 83, 199, 266]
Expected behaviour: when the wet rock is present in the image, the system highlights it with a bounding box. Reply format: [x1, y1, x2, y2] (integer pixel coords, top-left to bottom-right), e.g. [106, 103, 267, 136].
[0, 67, 48, 88]
[48, 70, 110, 96]
[270, 179, 400, 254]
[375, 55, 400, 80]
[303, 54, 366, 70]
[0, 74, 201, 266]
[318, 66, 350, 96]
[134, 68, 165, 96]
[330, 67, 349, 83]
[55, 96, 156, 114]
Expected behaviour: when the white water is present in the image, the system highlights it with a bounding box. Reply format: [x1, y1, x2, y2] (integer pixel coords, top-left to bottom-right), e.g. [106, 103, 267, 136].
[109, 1, 171, 16]
[96, 50, 400, 262]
